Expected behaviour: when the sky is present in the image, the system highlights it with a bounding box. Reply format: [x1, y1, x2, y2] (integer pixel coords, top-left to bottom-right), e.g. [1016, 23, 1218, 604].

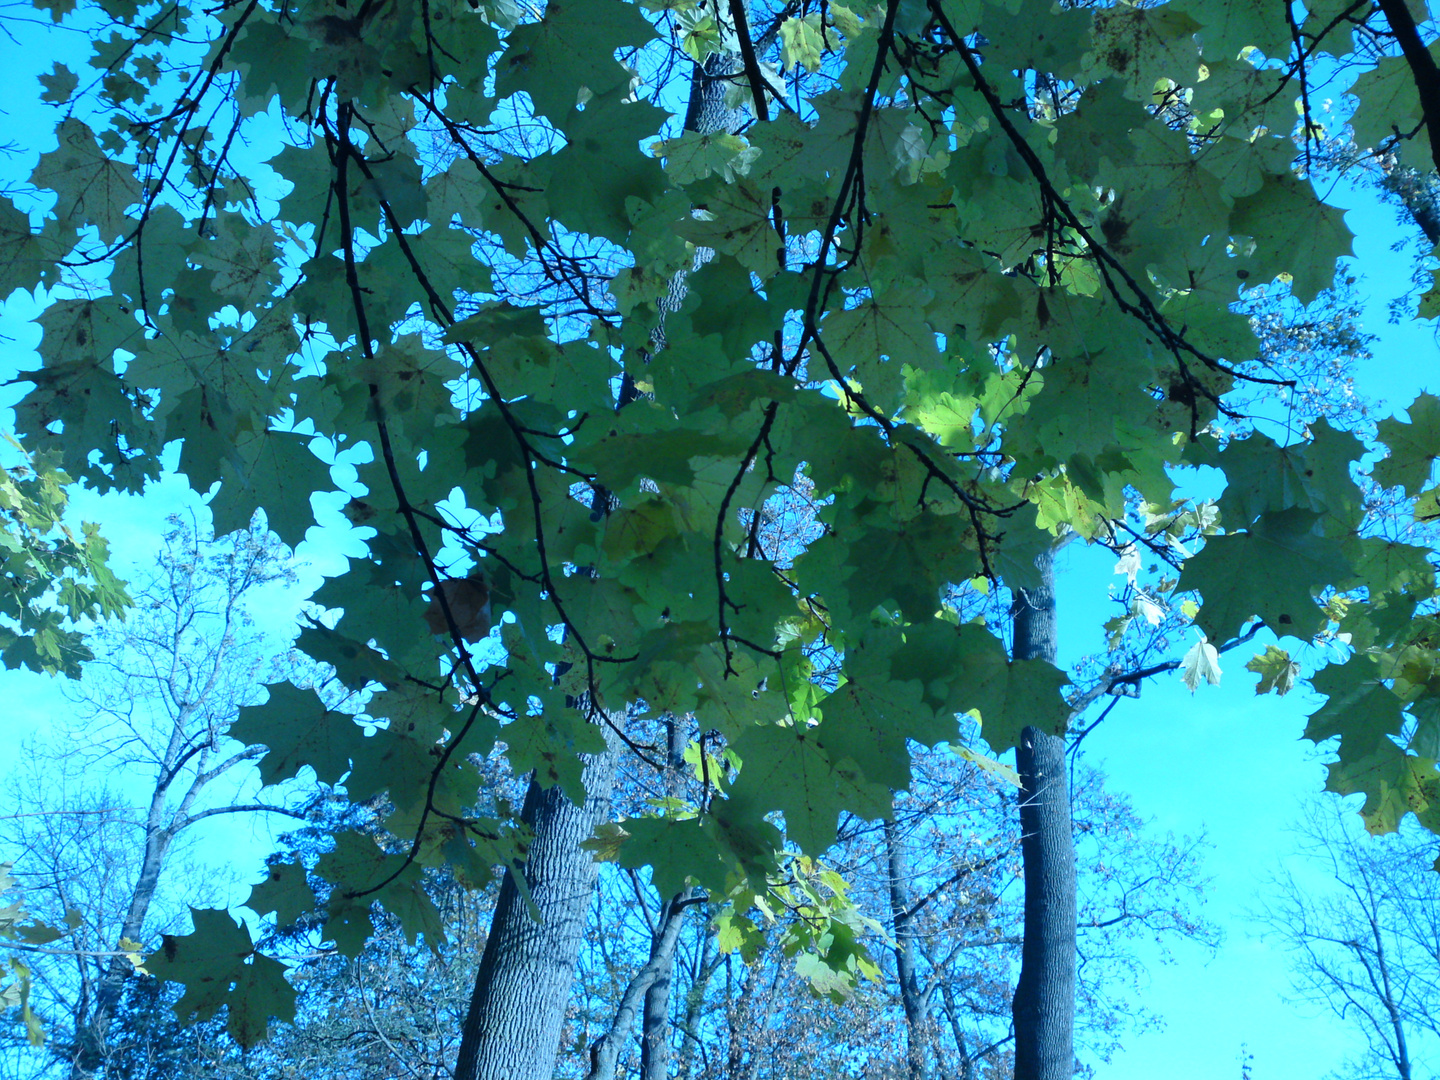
[1068, 189, 1440, 1079]
[2, 12, 1439, 1080]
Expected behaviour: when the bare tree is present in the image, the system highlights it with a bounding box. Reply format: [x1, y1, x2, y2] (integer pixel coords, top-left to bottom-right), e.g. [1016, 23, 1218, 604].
[1, 517, 314, 1079]
[1260, 798, 1440, 1080]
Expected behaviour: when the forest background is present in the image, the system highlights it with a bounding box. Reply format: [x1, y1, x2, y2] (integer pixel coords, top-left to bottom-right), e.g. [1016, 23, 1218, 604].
[2, 0, 1440, 1078]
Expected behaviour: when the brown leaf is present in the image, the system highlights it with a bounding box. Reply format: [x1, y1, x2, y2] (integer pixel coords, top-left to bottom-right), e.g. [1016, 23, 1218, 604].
[424, 571, 491, 642]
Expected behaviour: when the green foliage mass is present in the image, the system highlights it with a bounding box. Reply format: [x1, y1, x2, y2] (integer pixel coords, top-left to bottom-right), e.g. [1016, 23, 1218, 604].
[0, 435, 129, 676]
[9, 0, 1440, 1036]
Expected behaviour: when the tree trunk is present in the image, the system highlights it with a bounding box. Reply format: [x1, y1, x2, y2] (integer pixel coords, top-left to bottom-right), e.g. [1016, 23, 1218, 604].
[639, 939, 675, 1080]
[884, 816, 929, 1080]
[454, 21, 753, 1078]
[585, 716, 694, 1080]
[1366, 907, 1413, 1080]
[454, 727, 622, 1080]
[585, 889, 692, 1080]
[70, 790, 176, 1078]
[640, 717, 691, 1080]
[1010, 547, 1076, 1080]
[675, 930, 720, 1080]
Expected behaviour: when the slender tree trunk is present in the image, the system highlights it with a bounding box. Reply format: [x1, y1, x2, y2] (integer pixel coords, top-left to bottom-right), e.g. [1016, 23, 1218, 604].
[1367, 909, 1413, 1080]
[585, 889, 692, 1080]
[1010, 547, 1076, 1080]
[936, 979, 975, 1080]
[454, 726, 622, 1080]
[70, 798, 175, 1078]
[675, 930, 720, 1080]
[884, 816, 929, 1080]
[585, 715, 694, 1080]
[641, 717, 691, 1080]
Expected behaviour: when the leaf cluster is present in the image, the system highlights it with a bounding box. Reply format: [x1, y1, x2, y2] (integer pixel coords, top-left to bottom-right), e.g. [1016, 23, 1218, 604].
[9, 0, 1440, 1030]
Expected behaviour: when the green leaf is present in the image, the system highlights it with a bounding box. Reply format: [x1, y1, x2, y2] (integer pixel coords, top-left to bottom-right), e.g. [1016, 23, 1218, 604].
[728, 719, 891, 854]
[500, 712, 610, 805]
[1229, 173, 1353, 305]
[19, 0, 1439, 988]
[1169, 0, 1294, 59]
[1348, 49, 1436, 168]
[1246, 645, 1299, 696]
[616, 817, 731, 898]
[496, 0, 655, 120]
[1083, 5, 1203, 97]
[652, 131, 762, 185]
[1373, 392, 1440, 495]
[232, 683, 360, 788]
[0, 200, 70, 297]
[205, 430, 331, 547]
[148, 908, 296, 1048]
[245, 863, 314, 927]
[316, 833, 446, 954]
[37, 62, 78, 103]
[31, 118, 141, 241]
[779, 14, 827, 72]
[1178, 509, 1354, 640]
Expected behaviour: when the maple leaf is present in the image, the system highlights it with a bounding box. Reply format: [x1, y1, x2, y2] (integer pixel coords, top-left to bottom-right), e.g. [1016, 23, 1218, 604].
[1178, 509, 1354, 641]
[146, 909, 296, 1048]
[1180, 635, 1223, 693]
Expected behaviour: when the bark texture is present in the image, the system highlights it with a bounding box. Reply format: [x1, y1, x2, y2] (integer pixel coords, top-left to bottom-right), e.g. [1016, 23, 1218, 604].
[1010, 547, 1076, 1080]
[454, 726, 622, 1080]
[454, 30, 752, 1076]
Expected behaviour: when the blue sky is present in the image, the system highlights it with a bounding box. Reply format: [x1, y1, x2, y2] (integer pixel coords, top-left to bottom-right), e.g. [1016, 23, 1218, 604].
[3, 13, 1439, 1080]
[1071, 190, 1440, 1078]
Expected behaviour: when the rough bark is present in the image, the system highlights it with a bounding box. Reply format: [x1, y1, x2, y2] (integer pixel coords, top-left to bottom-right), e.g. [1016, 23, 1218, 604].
[884, 817, 930, 1080]
[454, 22, 757, 1077]
[454, 725, 623, 1080]
[1010, 547, 1076, 1080]
[639, 934, 676, 1080]
[683, 51, 749, 139]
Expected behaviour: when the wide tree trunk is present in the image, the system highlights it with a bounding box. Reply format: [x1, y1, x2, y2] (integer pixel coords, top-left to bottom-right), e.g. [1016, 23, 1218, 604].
[1009, 547, 1076, 1080]
[453, 19, 753, 1078]
[454, 729, 621, 1080]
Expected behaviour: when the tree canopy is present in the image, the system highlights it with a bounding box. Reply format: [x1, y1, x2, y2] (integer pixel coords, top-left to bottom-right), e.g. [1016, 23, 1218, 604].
[7, 0, 1440, 1049]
